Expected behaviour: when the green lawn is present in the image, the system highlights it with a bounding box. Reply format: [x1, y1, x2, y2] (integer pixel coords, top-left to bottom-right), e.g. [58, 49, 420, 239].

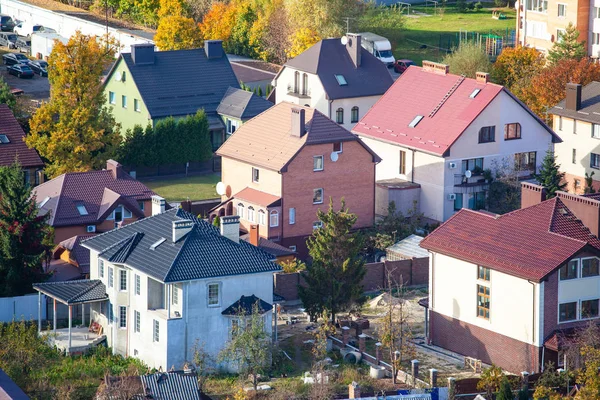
[141, 174, 220, 202]
[396, 4, 516, 66]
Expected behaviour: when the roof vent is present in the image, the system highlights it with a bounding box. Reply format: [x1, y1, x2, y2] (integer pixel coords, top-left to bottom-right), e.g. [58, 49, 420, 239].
[150, 238, 166, 250]
[408, 115, 423, 128]
[469, 89, 481, 98]
[131, 43, 155, 65]
[204, 40, 224, 59]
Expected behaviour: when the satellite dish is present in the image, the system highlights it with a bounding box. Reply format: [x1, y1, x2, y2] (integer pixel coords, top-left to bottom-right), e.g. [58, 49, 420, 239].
[340, 36, 348, 46]
[330, 152, 339, 162]
[115, 72, 122, 82]
[216, 182, 226, 196]
[464, 170, 472, 179]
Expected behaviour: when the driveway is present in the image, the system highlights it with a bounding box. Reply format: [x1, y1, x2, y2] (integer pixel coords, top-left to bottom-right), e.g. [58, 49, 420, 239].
[1, 49, 50, 100]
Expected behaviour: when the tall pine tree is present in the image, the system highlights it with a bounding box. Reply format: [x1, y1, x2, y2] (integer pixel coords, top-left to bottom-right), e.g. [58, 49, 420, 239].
[535, 149, 566, 199]
[299, 199, 366, 323]
[0, 164, 53, 297]
[547, 22, 586, 65]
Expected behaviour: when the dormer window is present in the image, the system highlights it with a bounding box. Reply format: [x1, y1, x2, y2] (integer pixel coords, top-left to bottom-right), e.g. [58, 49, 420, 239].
[409, 115, 423, 128]
[335, 74, 347, 86]
[76, 203, 88, 215]
[0, 135, 10, 144]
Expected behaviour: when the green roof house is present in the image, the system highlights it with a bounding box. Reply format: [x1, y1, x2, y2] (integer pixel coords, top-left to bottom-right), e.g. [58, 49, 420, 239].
[103, 41, 242, 152]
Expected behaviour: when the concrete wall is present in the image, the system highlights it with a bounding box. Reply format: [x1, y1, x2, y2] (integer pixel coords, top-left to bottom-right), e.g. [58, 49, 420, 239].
[0, 0, 153, 52]
[273, 258, 429, 301]
[375, 183, 420, 217]
[0, 293, 45, 322]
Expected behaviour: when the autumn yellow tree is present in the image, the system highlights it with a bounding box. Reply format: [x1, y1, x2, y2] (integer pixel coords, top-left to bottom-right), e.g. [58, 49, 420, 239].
[287, 27, 320, 58]
[155, 0, 202, 50]
[492, 46, 545, 94]
[198, 2, 236, 46]
[26, 32, 121, 178]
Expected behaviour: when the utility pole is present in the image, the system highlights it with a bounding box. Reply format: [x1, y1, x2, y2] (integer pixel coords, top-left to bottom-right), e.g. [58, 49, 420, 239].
[342, 17, 355, 34]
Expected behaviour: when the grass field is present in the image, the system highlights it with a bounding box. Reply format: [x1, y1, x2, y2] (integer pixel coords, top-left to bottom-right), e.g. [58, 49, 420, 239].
[396, 4, 516, 65]
[141, 174, 220, 202]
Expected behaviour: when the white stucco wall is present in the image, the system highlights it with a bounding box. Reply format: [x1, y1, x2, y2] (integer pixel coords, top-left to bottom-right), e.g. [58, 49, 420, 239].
[554, 115, 600, 186]
[430, 252, 542, 346]
[89, 249, 275, 371]
[557, 254, 600, 325]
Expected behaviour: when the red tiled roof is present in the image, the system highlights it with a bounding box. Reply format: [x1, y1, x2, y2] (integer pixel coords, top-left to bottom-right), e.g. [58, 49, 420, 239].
[420, 197, 600, 282]
[352, 66, 557, 156]
[0, 104, 44, 168]
[33, 167, 155, 227]
[234, 187, 281, 207]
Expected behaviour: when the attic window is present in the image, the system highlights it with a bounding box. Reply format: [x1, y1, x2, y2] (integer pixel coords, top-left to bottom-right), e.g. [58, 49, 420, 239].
[408, 115, 424, 128]
[469, 89, 481, 98]
[334, 74, 347, 86]
[39, 196, 50, 208]
[0, 135, 10, 144]
[150, 238, 166, 250]
[76, 203, 88, 216]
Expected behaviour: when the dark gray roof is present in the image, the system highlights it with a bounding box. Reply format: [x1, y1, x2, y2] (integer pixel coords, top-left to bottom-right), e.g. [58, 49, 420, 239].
[221, 294, 272, 315]
[550, 81, 600, 124]
[140, 372, 200, 400]
[217, 87, 272, 120]
[33, 280, 108, 305]
[284, 38, 393, 100]
[240, 234, 296, 257]
[0, 368, 29, 400]
[116, 49, 240, 119]
[82, 209, 281, 283]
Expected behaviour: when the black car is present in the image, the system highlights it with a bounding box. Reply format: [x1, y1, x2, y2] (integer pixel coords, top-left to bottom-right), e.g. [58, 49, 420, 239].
[0, 15, 15, 32]
[15, 38, 30, 54]
[0, 33, 18, 49]
[29, 60, 48, 77]
[2, 52, 29, 66]
[7, 63, 34, 78]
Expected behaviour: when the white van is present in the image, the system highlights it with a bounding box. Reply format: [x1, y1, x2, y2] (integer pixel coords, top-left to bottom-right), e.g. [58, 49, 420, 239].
[358, 32, 395, 67]
[14, 22, 44, 37]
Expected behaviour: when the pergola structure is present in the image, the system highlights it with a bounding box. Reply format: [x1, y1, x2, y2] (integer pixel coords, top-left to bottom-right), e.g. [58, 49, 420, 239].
[33, 280, 108, 352]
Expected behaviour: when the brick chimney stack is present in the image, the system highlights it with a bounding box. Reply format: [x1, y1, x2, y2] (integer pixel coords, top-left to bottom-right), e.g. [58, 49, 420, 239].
[291, 108, 306, 137]
[106, 159, 124, 179]
[220, 215, 240, 243]
[249, 224, 260, 247]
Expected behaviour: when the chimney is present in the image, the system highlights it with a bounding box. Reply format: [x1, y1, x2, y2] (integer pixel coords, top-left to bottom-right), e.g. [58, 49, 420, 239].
[348, 381, 361, 399]
[151, 195, 166, 216]
[290, 108, 306, 137]
[220, 215, 240, 243]
[106, 159, 123, 179]
[204, 40, 223, 59]
[476, 72, 489, 84]
[346, 33, 361, 68]
[249, 224, 260, 247]
[172, 219, 194, 242]
[520, 182, 547, 209]
[422, 60, 449, 75]
[566, 83, 582, 111]
[556, 191, 600, 237]
[131, 43, 155, 65]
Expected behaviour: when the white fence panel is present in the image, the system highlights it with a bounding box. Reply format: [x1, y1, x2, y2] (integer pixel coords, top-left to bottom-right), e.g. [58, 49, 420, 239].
[0, 293, 46, 322]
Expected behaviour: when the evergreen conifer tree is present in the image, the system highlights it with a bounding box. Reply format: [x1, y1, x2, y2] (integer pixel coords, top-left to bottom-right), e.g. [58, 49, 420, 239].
[535, 149, 566, 198]
[496, 377, 514, 400]
[547, 22, 586, 65]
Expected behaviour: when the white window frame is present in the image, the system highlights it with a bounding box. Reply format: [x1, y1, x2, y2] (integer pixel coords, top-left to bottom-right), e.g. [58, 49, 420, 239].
[289, 245, 297, 252]
[559, 258, 579, 280]
[248, 206, 255, 223]
[99, 259, 104, 278]
[172, 284, 179, 305]
[109, 91, 116, 104]
[122, 95, 127, 108]
[580, 297, 600, 320]
[134, 310, 140, 333]
[258, 209, 266, 225]
[252, 167, 259, 183]
[313, 188, 324, 204]
[135, 274, 140, 295]
[86, 225, 96, 233]
[592, 153, 600, 169]
[270, 210, 279, 227]
[557, 3, 566, 17]
[119, 269, 127, 291]
[153, 319, 159, 342]
[134, 98, 140, 112]
[119, 306, 127, 328]
[313, 155, 324, 172]
[108, 266, 114, 288]
[289, 208, 296, 225]
[558, 301, 578, 323]
[313, 221, 323, 230]
[207, 282, 220, 307]
[581, 257, 600, 278]
[593, 124, 600, 139]
[237, 203, 245, 219]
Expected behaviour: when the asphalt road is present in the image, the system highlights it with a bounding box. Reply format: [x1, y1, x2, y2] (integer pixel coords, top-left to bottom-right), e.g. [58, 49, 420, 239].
[1, 49, 50, 100]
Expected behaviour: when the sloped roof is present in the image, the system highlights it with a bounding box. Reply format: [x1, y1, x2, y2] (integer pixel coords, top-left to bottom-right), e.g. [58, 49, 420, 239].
[56, 234, 94, 274]
[217, 87, 273, 120]
[116, 49, 240, 119]
[140, 371, 200, 400]
[353, 66, 559, 156]
[33, 280, 108, 304]
[217, 102, 380, 171]
[420, 197, 600, 282]
[234, 187, 281, 207]
[221, 294, 272, 315]
[387, 234, 428, 259]
[240, 234, 296, 258]
[0, 368, 29, 400]
[0, 104, 44, 168]
[284, 38, 393, 100]
[33, 166, 155, 227]
[82, 208, 281, 283]
[550, 81, 600, 124]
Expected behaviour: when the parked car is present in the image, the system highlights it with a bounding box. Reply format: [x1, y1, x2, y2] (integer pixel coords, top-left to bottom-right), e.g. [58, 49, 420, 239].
[0, 32, 18, 49]
[15, 37, 31, 54]
[36, 26, 56, 34]
[29, 60, 47, 77]
[13, 22, 43, 37]
[2, 52, 29, 66]
[0, 15, 15, 32]
[393, 59, 416, 74]
[7, 63, 34, 78]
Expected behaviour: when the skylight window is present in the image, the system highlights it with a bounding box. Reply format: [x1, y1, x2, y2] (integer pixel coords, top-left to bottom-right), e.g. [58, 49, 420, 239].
[0, 135, 10, 144]
[334, 74, 347, 86]
[39, 196, 50, 208]
[470, 89, 481, 99]
[150, 238, 166, 250]
[76, 203, 88, 215]
[408, 115, 424, 128]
